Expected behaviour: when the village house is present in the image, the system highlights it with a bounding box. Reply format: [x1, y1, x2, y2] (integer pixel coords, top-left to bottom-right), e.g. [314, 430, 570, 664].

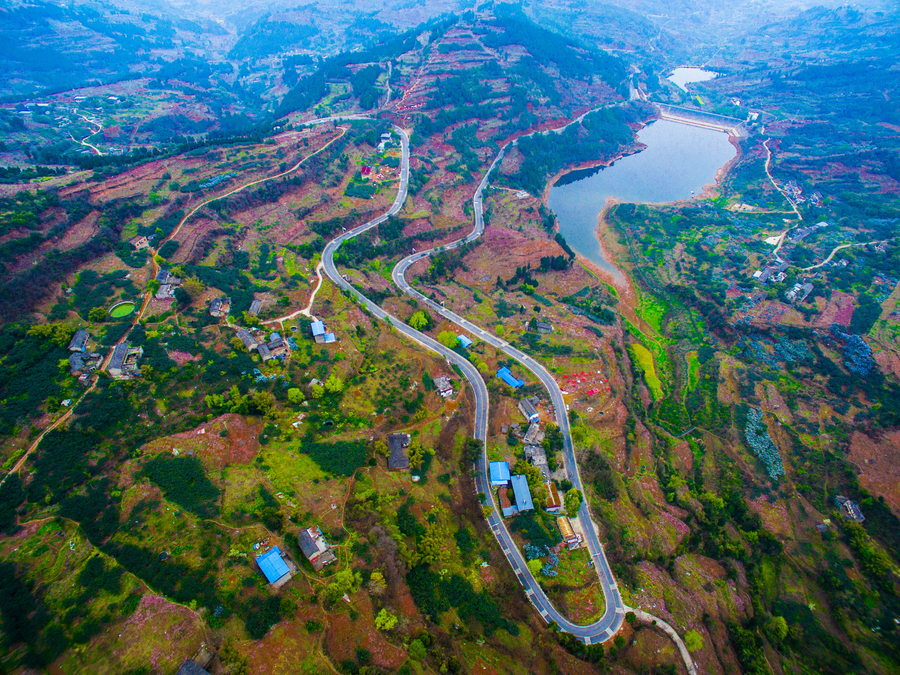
[510, 475, 534, 513]
[557, 516, 583, 549]
[249, 298, 263, 316]
[433, 374, 454, 398]
[496, 366, 524, 388]
[523, 422, 544, 446]
[255, 545, 297, 586]
[536, 321, 553, 334]
[310, 319, 336, 344]
[69, 350, 102, 376]
[518, 397, 540, 423]
[786, 282, 814, 303]
[525, 444, 549, 478]
[107, 343, 143, 379]
[156, 269, 182, 286]
[489, 461, 511, 487]
[387, 433, 411, 470]
[835, 495, 865, 523]
[129, 235, 150, 250]
[499, 485, 517, 518]
[297, 526, 338, 571]
[236, 328, 258, 352]
[68, 328, 90, 353]
[457, 334, 473, 348]
[209, 297, 231, 318]
[545, 482, 563, 513]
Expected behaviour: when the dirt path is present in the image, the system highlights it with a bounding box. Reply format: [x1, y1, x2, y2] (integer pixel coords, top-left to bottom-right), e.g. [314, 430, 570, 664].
[763, 139, 801, 221]
[70, 113, 104, 156]
[264, 258, 325, 325]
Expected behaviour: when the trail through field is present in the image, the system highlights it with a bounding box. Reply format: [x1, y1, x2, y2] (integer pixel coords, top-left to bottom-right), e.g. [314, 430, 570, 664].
[763, 138, 801, 221]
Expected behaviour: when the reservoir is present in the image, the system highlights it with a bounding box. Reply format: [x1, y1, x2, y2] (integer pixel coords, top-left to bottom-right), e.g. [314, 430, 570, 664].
[668, 67, 717, 91]
[547, 119, 736, 276]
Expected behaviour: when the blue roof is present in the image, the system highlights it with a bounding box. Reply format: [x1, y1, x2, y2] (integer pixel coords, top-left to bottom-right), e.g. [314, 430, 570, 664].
[497, 367, 524, 388]
[256, 546, 290, 584]
[489, 461, 510, 486]
[311, 320, 326, 337]
[457, 335, 473, 348]
[323, 333, 336, 343]
[510, 475, 534, 511]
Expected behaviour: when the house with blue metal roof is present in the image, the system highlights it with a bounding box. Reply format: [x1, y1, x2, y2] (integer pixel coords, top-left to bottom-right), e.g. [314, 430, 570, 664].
[256, 546, 291, 585]
[310, 320, 326, 337]
[457, 334, 473, 348]
[496, 366, 524, 388]
[510, 475, 534, 512]
[489, 461, 511, 486]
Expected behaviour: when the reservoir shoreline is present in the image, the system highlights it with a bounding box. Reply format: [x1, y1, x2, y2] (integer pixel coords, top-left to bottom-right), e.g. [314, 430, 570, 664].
[544, 116, 739, 293]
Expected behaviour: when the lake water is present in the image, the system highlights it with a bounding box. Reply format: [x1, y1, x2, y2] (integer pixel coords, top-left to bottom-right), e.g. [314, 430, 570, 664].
[547, 119, 736, 276]
[668, 67, 717, 91]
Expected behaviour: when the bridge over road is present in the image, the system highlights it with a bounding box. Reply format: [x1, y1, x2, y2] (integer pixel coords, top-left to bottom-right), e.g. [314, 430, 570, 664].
[657, 103, 746, 136]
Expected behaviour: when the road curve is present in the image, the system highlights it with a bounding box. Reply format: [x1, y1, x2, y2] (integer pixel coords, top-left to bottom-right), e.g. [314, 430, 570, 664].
[391, 143, 626, 642]
[319, 121, 624, 642]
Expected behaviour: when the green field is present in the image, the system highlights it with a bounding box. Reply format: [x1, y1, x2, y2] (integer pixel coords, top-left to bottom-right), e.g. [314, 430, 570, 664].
[686, 351, 700, 391]
[629, 342, 664, 400]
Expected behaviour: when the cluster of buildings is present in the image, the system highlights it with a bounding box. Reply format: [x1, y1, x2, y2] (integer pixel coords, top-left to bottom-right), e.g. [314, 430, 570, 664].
[67, 329, 102, 380]
[752, 260, 789, 285]
[236, 328, 293, 362]
[782, 180, 823, 207]
[156, 269, 182, 301]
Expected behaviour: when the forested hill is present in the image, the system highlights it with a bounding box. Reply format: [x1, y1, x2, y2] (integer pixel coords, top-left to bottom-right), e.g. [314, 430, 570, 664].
[276, 8, 628, 120]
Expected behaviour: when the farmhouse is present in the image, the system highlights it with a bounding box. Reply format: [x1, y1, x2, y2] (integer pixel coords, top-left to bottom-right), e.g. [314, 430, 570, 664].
[156, 283, 176, 300]
[68, 329, 90, 352]
[236, 328, 258, 351]
[457, 334, 473, 348]
[523, 422, 544, 446]
[107, 343, 143, 379]
[489, 461, 510, 486]
[69, 351, 101, 375]
[156, 269, 182, 286]
[835, 495, 865, 523]
[536, 321, 553, 334]
[255, 545, 296, 586]
[257, 343, 272, 361]
[545, 482, 563, 513]
[297, 526, 338, 571]
[524, 444, 548, 478]
[496, 366, 524, 388]
[249, 298, 263, 316]
[310, 319, 336, 344]
[518, 397, 540, 423]
[387, 433, 411, 470]
[433, 374, 454, 398]
[209, 297, 231, 318]
[510, 475, 534, 512]
[498, 485, 517, 518]
[557, 516, 582, 548]
[786, 282, 814, 303]
[129, 235, 150, 250]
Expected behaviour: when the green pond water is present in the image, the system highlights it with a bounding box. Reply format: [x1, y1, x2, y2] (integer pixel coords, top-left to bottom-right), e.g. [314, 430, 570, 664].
[109, 301, 135, 318]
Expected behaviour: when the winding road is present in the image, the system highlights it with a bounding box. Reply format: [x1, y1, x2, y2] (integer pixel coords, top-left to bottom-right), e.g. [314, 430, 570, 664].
[319, 124, 629, 643]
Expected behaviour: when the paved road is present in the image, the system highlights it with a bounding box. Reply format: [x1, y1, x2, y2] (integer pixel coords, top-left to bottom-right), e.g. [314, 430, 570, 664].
[391, 143, 625, 643]
[320, 122, 624, 643]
